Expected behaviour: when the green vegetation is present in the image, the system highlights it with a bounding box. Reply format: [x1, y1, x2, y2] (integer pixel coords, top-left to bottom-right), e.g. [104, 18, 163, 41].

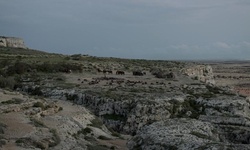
[16, 134, 60, 149]
[65, 93, 78, 101]
[0, 123, 7, 134]
[0, 76, 16, 89]
[102, 114, 126, 121]
[190, 131, 213, 141]
[108, 127, 122, 138]
[0, 139, 6, 147]
[89, 118, 103, 129]
[73, 127, 94, 139]
[1, 98, 23, 105]
[184, 85, 238, 99]
[111, 132, 121, 137]
[206, 85, 222, 94]
[1, 61, 82, 76]
[0, 47, 49, 55]
[100, 90, 121, 100]
[29, 87, 43, 96]
[162, 145, 178, 150]
[76, 127, 92, 136]
[98, 135, 111, 140]
[15, 137, 33, 145]
[84, 136, 96, 142]
[169, 97, 204, 119]
[30, 118, 47, 127]
[33, 102, 45, 110]
[2, 42, 248, 150]
[82, 127, 93, 134]
[87, 144, 110, 150]
[184, 88, 215, 99]
[49, 128, 61, 147]
[58, 106, 63, 111]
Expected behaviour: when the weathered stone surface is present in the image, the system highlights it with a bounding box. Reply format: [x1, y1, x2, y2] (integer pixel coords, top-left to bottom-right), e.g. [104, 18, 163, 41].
[13, 63, 250, 149]
[182, 65, 215, 85]
[126, 91, 250, 149]
[0, 89, 126, 150]
[127, 118, 250, 150]
[127, 118, 220, 150]
[0, 36, 26, 48]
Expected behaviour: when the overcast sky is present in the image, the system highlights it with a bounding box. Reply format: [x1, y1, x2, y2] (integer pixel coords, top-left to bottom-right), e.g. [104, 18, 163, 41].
[0, 0, 250, 60]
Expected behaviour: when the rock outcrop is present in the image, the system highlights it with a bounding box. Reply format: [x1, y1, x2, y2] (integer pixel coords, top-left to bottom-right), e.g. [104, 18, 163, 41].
[12, 61, 250, 149]
[127, 86, 250, 149]
[127, 119, 220, 150]
[14, 83, 250, 149]
[0, 89, 127, 150]
[182, 65, 215, 85]
[0, 36, 26, 49]
[127, 118, 250, 150]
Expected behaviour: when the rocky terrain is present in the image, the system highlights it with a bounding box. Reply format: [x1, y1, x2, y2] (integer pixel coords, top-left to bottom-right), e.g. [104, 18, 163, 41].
[0, 36, 26, 49]
[1, 45, 250, 149]
[204, 60, 250, 97]
[0, 89, 128, 150]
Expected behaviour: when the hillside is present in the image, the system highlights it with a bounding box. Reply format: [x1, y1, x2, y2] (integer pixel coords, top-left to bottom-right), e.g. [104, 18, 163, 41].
[0, 46, 50, 55]
[1, 47, 250, 149]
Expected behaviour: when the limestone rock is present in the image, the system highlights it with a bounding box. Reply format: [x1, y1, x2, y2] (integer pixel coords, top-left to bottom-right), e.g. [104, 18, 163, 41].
[0, 36, 27, 49]
[127, 118, 220, 150]
[182, 65, 215, 85]
[127, 118, 250, 150]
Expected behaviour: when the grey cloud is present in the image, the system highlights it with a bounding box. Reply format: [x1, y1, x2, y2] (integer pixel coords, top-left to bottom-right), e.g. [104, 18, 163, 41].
[0, 0, 249, 60]
[213, 42, 231, 49]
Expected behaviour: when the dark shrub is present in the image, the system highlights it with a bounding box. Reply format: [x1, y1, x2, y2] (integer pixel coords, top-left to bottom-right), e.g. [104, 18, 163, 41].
[28, 87, 43, 96]
[6, 61, 30, 75]
[0, 76, 16, 89]
[33, 102, 45, 109]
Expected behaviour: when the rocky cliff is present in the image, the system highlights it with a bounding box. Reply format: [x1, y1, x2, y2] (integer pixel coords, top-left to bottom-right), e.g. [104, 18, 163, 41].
[0, 36, 26, 49]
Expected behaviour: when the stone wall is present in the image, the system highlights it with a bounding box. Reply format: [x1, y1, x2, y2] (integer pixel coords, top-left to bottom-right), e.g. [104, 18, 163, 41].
[0, 36, 26, 49]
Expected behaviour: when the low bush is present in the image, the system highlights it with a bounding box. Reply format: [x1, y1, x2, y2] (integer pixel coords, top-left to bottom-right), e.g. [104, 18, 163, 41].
[29, 87, 43, 96]
[58, 107, 63, 111]
[35, 62, 82, 73]
[6, 61, 30, 76]
[33, 102, 45, 110]
[0, 76, 16, 89]
[1, 98, 23, 105]
[89, 118, 103, 129]
[190, 131, 212, 140]
[77, 127, 92, 135]
[49, 129, 61, 147]
[87, 144, 109, 150]
[2, 60, 82, 76]
[0, 139, 6, 147]
[65, 93, 78, 101]
[98, 135, 111, 140]
[0, 123, 7, 134]
[102, 114, 125, 121]
[15, 137, 34, 147]
[84, 136, 96, 142]
[30, 118, 47, 127]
